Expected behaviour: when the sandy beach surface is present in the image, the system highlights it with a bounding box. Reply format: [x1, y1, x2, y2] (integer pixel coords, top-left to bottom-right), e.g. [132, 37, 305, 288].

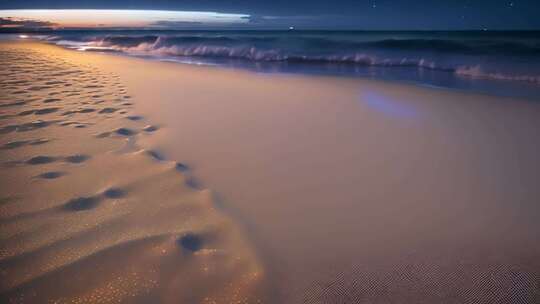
[0, 42, 265, 303]
[1, 41, 540, 303]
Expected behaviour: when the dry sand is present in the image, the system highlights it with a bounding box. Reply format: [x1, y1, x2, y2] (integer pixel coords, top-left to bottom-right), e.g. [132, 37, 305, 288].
[1, 41, 540, 303]
[0, 42, 265, 303]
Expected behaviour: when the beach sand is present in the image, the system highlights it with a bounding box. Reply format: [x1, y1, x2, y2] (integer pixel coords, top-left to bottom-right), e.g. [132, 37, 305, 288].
[0, 42, 265, 303]
[1, 41, 540, 303]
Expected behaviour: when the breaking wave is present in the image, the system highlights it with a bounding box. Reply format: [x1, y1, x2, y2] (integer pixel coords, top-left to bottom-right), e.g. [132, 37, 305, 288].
[42, 32, 540, 85]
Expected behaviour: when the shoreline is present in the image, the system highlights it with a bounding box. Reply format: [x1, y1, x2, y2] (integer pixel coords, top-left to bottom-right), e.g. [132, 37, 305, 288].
[59, 44, 540, 101]
[11, 30, 540, 100]
[13, 36, 538, 102]
[2, 40, 540, 303]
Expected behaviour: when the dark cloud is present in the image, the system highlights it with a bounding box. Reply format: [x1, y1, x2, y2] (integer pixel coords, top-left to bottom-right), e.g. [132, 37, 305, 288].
[0, 17, 56, 28]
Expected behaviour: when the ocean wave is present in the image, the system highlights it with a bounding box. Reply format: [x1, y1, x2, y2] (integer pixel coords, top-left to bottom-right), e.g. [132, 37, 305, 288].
[128, 45, 540, 83]
[455, 66, 540, 83]
[42, 33, 540, 85]
[123, 42, 444, 69]
[86, 35, 540, 55]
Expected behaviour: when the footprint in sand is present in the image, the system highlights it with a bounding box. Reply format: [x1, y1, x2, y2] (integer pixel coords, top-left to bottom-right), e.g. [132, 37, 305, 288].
[79, 108, 96, 113]
[21, 120, 58, 131]
[0, 101, 26, 108]
[175, 162, 190, 173]
[63, 108, 96, 116]
[35, 107, 60, 115]
[115, 128, 137, 136]
[98, 107, 118, 114]
[1, 140, 29, 150]
[126, 115, 143, 121]
[17, 110, 35, 116]
[0, 125, 18, 134]
[28, 85, 52, 91]
[172, 162, 202, 189]
[185, 177, 203, 190]
[1, 138, 49, 150]
[83, 85, 103, 89]
[12, 90, 29, 94]
[146, 150, 166, 161]
[36, 171, 66, 179]
[63, 196, 102, 211]
[2, 120, 58, 134]
[178, 233, 203, 252]
[63, 186, 126, 212]
[103, 187, 126, 199]
[64, 154, 90, 164]
[26, 155, 57, 165]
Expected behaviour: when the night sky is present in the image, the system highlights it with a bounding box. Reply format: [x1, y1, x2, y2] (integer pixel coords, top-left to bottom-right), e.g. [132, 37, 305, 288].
[1, 0, 539, 30]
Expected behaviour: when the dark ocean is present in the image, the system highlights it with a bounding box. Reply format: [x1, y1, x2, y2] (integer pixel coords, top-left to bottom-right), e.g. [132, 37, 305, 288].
[5, 30, 540, 99]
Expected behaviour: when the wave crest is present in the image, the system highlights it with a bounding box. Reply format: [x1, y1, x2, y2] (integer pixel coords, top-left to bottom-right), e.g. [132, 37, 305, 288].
[455, 66, 540, 83]
[42, 33, 540, 85]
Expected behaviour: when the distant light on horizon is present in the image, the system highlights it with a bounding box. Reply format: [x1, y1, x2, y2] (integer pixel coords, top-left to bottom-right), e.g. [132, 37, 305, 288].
[0, 9, 251, 28]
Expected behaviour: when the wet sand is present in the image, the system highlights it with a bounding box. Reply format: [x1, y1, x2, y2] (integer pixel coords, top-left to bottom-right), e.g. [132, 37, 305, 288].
[2, 41, 540, 303]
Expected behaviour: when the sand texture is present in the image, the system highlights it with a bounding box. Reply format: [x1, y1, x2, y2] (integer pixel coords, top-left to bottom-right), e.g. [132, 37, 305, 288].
[0, 42, 264, 303]
[116, 52, 540, 303]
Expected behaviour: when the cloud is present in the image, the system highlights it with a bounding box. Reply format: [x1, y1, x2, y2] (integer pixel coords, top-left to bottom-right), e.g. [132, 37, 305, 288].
[0, 17, 56, 28]
[149, 20, 205, 28]
[0, 10, 250, 28]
